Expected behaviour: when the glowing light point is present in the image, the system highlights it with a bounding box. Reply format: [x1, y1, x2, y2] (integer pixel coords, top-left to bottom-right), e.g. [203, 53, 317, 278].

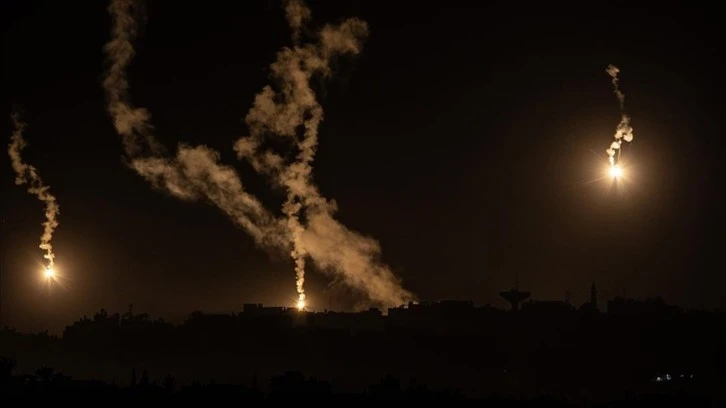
[44, 267, 55, 279]
[609, 165, 623, 178]
[296, 298, 306, 311]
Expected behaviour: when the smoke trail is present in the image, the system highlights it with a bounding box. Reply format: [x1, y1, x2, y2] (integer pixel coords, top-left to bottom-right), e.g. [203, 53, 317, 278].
[235, 0, 413, 307]
[605, 64, 634, 166]
[8, 114, 60, 269]
[104, 0, 413, 308]
[103, 0, 285, 249]
[285, 0, 311, 44]
[130, 147, 287, 247]
[606, 64, 624, 109]
[103, 0, 159, 156]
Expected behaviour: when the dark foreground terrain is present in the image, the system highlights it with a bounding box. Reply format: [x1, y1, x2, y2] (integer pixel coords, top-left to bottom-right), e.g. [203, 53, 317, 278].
[1, 298, 724, 406]
[0, 362, 716, 407]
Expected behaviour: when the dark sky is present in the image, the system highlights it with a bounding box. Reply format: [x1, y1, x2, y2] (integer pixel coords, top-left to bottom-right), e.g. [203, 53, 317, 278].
[1, 0, 722, 333]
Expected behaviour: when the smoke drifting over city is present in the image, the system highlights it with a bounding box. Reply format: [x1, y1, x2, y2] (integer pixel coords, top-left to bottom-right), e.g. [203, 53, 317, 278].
[3, 1, 722, 403]
[103, 0, 413, 308]
[7, 114, 60, 271]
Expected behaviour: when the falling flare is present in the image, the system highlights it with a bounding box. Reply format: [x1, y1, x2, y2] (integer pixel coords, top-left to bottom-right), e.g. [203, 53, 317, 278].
[285, 198, 307, 313]
[608, 164, 623, 179]
[103, 0, 414, 309]
[236, 0, 414, 308]
[8, 113, 60, 271]
[605, 65, 634, 168]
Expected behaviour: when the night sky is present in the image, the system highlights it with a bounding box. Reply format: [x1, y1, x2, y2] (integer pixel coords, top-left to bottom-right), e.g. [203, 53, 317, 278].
[2, 0, 722, 333]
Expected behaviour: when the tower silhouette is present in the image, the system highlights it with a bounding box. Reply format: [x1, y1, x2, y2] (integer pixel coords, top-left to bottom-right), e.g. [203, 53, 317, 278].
[590, 282, 598, 310]
[499, 271, 530, 312]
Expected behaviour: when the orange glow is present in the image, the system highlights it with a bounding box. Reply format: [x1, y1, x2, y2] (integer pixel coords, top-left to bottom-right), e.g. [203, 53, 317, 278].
[609, 165, 623, 178]
[44, 267, 55, 279]
[296, 299, 306, 310]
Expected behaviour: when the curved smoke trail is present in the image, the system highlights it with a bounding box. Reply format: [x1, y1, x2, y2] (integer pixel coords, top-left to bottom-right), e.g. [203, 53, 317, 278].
[103, 0, 413, 309]
[605, 64, 634, 166]
[103, 0, 285, 249]
[236, 0, 413, 308]
[235, 0, 384, 308]
[8, 114, 60, 270]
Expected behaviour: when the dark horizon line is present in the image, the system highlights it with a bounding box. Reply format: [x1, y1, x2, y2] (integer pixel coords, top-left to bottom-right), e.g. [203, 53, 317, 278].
[3, 293, 724, 337]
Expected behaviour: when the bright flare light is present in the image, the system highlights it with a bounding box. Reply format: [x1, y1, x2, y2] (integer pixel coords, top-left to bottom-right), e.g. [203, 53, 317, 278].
[296, 299, 306, 311]
[44, 267, 55, 279]
[609, 165, 623, 178]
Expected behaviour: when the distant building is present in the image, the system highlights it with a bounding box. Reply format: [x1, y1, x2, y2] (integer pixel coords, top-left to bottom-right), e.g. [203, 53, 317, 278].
[499, 274, 530, 312]
[607, 296, 681, 317]
[243, 303, 291, 315]
[310, 308, 384, 333]
[521, 300, 574, 315]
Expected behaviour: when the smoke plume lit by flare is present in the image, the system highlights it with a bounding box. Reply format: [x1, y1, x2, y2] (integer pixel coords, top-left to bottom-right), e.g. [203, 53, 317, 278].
[235, 0, 412, 308]
[605, 64, 634, 167]
[103, 0, 285, 249]
[103, 0, 413, 309]
[8, 114, 60, 270]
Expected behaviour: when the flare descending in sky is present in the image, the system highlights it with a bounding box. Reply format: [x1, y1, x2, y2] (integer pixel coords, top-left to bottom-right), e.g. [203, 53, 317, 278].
[8, 114, 60, 276]
[605, 65, 634, 171]
[102, 0, 413, 309]
[235, 0, 414, 308]
[236, 0, 407, 310]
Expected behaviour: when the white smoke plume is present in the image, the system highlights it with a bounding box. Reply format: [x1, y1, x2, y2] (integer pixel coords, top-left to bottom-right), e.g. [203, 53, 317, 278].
[605, 64, 634, 166]
[103, 0, 159, 156]
[130, 147, 287, 247]
[103, 0, 413, 309]
[606, 64, 624, 109]
[285, 0, 311, 44]
[8, 113, 60, 269]
[103, 0, 285, 249]
[235, 0, 413, 308]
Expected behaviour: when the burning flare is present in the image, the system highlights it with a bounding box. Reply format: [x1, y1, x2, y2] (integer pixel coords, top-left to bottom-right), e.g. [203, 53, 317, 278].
[103, 0, 413, 309]
[236, 0, 412, 308]
[8, 113, 60, 271]
[608, 164, 623, 179]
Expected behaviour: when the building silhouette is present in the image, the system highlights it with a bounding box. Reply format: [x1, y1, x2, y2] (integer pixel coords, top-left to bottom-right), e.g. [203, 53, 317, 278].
[499, 273, 530, 312]
[1, 281, 722, 405]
